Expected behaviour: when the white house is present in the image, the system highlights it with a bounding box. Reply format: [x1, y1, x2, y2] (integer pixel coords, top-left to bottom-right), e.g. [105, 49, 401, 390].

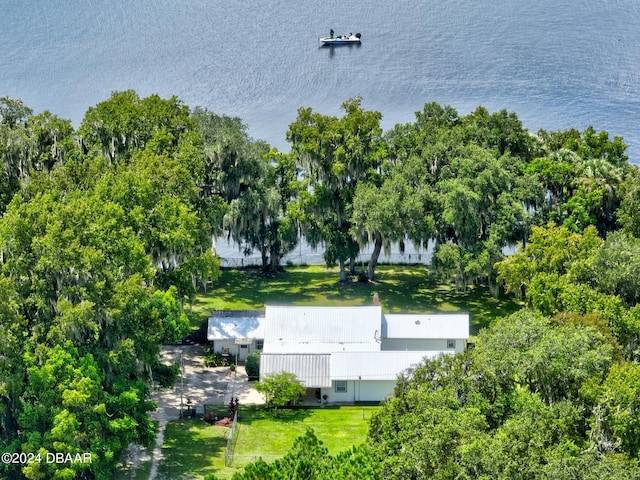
[207, 305, 470, 403]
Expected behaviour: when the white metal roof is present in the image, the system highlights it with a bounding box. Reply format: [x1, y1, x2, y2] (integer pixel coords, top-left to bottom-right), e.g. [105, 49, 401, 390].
[330, 350, 447, 381]
[263, 305, 382, 353]
[382, 314, 469, 340]
[260, 353, 331, 388]
[207, 315, 265, 341]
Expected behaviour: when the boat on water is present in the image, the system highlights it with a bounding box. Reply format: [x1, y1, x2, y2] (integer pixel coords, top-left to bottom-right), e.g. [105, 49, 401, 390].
[319, 31, 361, 46]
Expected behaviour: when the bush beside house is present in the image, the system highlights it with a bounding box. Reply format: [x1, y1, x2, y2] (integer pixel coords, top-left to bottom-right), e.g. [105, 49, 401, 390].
[245, 351, 261, 379]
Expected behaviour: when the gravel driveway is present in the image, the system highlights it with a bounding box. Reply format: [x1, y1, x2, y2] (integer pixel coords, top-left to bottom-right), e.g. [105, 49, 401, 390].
[123, 344, 264, 479]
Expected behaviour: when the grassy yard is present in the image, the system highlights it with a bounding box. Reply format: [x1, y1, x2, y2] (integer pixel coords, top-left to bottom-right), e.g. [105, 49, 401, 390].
[228, 406, 378, 469]
[153, 407, 377, 479]
[191, 265, 522, 334]
[155, 419, 229, 480]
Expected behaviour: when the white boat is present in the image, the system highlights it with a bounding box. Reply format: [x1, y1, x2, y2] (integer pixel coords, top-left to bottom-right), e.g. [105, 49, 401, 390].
[319, 32, 361, 46]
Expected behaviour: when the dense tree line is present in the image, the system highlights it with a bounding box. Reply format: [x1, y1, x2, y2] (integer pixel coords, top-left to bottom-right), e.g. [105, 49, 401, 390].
[285, 100, 634, 285]
[0, 92, 227, 479]
[2, 90, 640, 478]
[233, 310, 640, 480]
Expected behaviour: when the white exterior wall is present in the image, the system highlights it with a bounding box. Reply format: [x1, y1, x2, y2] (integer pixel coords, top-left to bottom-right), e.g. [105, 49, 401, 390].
[321, 380, 396, 403]
[358, 380, 395, 401]
[212, 339, 259, 362]
[321, 381, 355, 403]
[381, 338, 464, 353]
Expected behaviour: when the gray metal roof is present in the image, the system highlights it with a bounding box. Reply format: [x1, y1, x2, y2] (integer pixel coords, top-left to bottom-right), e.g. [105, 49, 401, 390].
[382, 314, 469, 340]
[260, 353, 331, 388]
[330, 351, 447, 381]
[263, 305, 382, 353]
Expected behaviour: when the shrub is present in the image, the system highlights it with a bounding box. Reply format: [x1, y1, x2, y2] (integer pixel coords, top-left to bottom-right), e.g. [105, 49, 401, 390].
[246, 351, 261, 379]
[203, 348, 233, 367]
[153, 362, 180, 387]
[255, 372, 305, 412]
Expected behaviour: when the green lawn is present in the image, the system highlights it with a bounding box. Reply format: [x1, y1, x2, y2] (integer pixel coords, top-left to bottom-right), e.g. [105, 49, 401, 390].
[153, 407, 377, 479]
[191, 265, 522, 334]
[228, 406, 378, 469]
[155, 419, 229, 480]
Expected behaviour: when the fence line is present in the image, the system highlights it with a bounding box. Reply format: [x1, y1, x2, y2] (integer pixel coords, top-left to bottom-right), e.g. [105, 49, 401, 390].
[225, 453, 283, 467]
[219, 252, 429, 268]
[224, 410, 238, 467]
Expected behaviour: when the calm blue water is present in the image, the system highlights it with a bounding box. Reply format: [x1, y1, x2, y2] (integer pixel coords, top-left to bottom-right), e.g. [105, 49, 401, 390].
[1, 0, 639, 162]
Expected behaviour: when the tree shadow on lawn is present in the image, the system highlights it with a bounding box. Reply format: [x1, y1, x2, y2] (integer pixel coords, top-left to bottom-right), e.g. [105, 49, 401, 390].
[194, 268, 323, 312]
[157, 419, 228, 480]
[193, 265, 523, 334]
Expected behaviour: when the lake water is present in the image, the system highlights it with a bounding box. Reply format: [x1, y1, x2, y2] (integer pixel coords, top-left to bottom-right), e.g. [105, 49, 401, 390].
[2, 0, 639, 159]
[2, 1, 639, 265]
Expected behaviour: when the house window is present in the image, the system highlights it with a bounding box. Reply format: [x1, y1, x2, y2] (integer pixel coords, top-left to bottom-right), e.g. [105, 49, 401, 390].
[335, 381, 347, 393]
[447, 339, 456, 349]
[255, 339, 264, 350]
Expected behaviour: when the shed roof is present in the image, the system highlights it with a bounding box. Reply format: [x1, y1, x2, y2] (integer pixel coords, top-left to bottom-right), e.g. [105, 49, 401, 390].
[260, 353, 331, 388]
[263, 305, 382, 353]
[207, 312, 265, 341]
[330, 351, 446, 381]
[382, 314, 469, 340]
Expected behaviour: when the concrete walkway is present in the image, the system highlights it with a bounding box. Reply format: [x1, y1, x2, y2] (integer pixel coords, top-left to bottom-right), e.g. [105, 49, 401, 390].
[123, 345, 264, 479]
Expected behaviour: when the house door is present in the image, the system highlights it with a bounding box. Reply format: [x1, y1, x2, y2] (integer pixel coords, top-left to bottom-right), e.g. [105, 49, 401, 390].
[238, 344, 249, 362]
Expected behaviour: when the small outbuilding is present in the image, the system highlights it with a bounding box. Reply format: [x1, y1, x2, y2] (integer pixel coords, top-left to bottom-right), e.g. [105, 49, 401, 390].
[206, 310, 264, 362]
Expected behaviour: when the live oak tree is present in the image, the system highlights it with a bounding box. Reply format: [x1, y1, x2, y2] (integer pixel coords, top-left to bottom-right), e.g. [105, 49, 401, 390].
[367, 310, 637, 480]
[223, 149, 300, 271]
[0, 93, 221, 479]
[191, 107, 262, 239]
[351, 170, 432, 280]
[78, 90, 194, 164]
[383, 103, 544, 292]
[287, 98, 385, 282]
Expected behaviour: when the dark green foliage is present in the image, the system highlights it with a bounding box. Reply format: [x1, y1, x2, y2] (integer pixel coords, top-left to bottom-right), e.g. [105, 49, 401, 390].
[0, 92, 222, 479]
[153, 362, 180, 388]
[203, 349, 234, 367]
[287, 97, 385, 281]
[245, 350, 261, 378]
[78, 90, 194, 163]
[366, 310, 639, 479]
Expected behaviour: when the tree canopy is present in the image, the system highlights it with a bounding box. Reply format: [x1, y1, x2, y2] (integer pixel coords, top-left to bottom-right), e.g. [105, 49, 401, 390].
[366, 310, 640, 479]
[0, 92, 223, 479]
[2, 91, 640, 478]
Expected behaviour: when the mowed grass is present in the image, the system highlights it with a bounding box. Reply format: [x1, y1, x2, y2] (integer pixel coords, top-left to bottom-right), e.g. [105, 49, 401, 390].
[155, 419, 229, 480]
[192, 265, 523, 334]
[228, 406, 378, 468]
[155, 408, 377, 478]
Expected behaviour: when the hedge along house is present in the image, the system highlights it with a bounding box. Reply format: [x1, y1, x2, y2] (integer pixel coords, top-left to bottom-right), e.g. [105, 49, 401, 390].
[258, 305, 469, 403]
